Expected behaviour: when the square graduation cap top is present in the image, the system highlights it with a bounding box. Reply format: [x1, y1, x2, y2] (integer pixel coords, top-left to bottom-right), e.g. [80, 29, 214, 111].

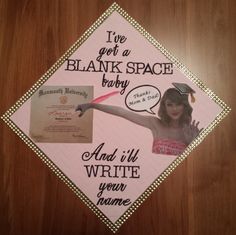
[172, 82, 196, 102]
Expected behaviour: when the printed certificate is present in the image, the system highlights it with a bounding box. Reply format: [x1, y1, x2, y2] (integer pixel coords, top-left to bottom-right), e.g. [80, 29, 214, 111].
[30, 86, 93, 143]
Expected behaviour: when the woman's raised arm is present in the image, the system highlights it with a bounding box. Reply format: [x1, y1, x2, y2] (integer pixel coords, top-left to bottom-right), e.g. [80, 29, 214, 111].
[76, 103, 156, 130]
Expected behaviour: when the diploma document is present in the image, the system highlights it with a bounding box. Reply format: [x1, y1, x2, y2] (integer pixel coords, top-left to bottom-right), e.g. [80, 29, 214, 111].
[30, 86, 93, 143]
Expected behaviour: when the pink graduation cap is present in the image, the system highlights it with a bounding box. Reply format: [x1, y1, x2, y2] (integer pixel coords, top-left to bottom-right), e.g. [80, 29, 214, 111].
[172, 82, 196, 103]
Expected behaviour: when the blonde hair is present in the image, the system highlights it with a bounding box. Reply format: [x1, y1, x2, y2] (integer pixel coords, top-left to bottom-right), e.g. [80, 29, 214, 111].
[158, 88, 192, 126]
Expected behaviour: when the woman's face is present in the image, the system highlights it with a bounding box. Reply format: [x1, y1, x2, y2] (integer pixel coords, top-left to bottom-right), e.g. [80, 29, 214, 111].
[165, 99, 184, 121]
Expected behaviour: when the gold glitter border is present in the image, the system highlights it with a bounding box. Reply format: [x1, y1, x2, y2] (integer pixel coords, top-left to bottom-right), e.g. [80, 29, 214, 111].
[1, 2, 231, 233]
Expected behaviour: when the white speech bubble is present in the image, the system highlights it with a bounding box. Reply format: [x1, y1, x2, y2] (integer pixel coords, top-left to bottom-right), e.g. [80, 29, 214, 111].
[125, 85, 161, 114]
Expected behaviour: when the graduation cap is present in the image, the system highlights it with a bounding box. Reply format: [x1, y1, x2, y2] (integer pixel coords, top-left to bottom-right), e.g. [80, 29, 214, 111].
[172, 82, 196, 103]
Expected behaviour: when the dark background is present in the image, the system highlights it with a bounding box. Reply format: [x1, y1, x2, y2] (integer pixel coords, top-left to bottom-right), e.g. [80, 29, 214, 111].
[1, 0, 235, 234]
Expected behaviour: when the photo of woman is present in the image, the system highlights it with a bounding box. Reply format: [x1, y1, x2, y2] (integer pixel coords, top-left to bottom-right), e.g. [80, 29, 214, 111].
[76, 85, 203, 156]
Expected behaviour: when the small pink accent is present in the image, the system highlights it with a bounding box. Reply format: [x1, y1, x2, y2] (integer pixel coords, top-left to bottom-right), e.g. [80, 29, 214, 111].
[91, 91, 120, 103]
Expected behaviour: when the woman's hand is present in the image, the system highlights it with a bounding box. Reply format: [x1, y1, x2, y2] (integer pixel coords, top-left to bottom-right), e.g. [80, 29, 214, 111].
[183, 120, 203, 144]
[75, 103, 92, 117]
